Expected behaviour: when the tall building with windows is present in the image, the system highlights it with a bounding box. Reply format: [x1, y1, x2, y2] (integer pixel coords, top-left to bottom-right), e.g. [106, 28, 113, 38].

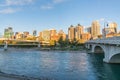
[68, 25, 75, 41]
[91, 21, 100, 39]
[102, 22, 118, 38]
[50, 29, 59, 41]
[103, 22, 117, 36]
[75, 24, 84, 40]
[108, 22, 117, 33]
[4, 27, 14, 39]
[33, 30, 37, 36]
[41, 30, 50, 41]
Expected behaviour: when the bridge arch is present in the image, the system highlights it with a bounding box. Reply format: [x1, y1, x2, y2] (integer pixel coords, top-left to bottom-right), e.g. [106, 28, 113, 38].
[93, 45, 105, 54]
[109, 53, 120, 63]
[94, 46, 104, 53]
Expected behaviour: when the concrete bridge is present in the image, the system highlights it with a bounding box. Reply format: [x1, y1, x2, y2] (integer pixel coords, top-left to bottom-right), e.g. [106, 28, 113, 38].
[85, 37, 120, 63]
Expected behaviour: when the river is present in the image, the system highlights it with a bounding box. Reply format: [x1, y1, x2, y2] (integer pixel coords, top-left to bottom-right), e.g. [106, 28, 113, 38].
[0, 48, 120, 80]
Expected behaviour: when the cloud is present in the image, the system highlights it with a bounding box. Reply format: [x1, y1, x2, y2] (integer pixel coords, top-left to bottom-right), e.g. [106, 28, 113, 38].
[0, 8, 20, 14]
[41, 5, 53, 10]
[0, 0, 35, 14]
[40, 0, 66, 10]
[5, 0, 35, 6]
[53, 0, 65, 3]
[0, 0, 67, 13]
[0, 0, 35, 7]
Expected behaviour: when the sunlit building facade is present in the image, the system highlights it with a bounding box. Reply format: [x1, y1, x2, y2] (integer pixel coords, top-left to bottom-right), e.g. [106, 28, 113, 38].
[91, 21, 100, 39]
[108, 22, 117, 33]
[23, 32, 29, 38]
[50, 29, 59, 41]
[42, 30, 50, 41]
[75, 24, 84, 40]
[102, 22, 117, 38]
[81, 33, 91, 41]
[68, 25, 75, 41]
[15, 32, 24, 39]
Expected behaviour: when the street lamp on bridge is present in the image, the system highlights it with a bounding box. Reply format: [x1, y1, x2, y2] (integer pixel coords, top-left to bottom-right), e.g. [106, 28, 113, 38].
[102, 21, 109, 38]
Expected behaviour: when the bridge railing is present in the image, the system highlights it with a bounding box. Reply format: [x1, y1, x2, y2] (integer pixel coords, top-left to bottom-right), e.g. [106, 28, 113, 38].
[86, 37, 120, 45]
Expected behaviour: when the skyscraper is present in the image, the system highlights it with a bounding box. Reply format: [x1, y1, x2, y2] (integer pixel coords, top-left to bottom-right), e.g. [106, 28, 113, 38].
[91, 21, 100, 39]
[4, 27, 14, 39]
[75, 24, 84, 40]
[68, 25, 75, 41]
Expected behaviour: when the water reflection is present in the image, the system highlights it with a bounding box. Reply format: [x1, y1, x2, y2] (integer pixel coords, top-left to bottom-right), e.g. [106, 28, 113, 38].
[0, 49, 120, 80]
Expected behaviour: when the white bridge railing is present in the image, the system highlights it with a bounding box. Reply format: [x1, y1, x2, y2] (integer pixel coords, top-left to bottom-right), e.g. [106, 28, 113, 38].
[86, 36, 120, 45]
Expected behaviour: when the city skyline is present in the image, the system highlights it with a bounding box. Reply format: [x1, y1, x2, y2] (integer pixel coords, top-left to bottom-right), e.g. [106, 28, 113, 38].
[0, 0, 120, 34]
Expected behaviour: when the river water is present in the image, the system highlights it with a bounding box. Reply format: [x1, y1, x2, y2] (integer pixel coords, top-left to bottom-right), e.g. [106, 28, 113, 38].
[0, 48, 120, 80]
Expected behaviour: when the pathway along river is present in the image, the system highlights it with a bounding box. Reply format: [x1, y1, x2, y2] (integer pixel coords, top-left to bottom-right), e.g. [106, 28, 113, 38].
[0, 48, 120, 80]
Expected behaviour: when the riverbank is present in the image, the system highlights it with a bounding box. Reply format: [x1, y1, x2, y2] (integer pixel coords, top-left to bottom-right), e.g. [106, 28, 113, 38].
[0, 44, 38, 48]
[0, 44, 86, 52]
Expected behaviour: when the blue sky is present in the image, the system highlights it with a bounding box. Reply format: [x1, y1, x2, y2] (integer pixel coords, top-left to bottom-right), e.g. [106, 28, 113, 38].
[0, 0, 120, 35]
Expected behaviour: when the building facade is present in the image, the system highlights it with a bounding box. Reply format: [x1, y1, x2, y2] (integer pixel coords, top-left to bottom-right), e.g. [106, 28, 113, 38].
[42, 30, 50, 41]
[50, 29, 59, 41]
[4, 27, 14, 39]
[33, 30, 37, 36]
[102, 22, 118, 38]
[68, 25, 75, 41]
[91, 21, 100, 39]
[75, 24, 84, 40]
[108, 22, 117, 33]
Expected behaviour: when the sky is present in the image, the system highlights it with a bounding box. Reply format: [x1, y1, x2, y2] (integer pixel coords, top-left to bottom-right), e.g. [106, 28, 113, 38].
[0, 0, 120, 35]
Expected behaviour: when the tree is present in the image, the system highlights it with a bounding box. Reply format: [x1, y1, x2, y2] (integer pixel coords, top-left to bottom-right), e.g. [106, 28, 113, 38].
[69, 38, 79, 48]
[58, 36, 70, 48]
[58, 36, 63, 47]
[58, 36, 68, 47]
